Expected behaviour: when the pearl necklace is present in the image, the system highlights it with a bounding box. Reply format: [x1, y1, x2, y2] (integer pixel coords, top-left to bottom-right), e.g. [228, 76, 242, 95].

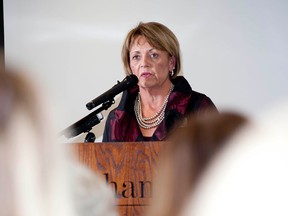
[134, 84, 174, 129]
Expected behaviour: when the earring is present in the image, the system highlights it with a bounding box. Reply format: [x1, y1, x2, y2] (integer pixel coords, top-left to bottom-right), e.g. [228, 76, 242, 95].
[170, 67, 175, 77]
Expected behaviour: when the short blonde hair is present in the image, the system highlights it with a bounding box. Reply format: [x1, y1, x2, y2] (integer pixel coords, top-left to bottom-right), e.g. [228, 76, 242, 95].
[122, 22, 181, 79]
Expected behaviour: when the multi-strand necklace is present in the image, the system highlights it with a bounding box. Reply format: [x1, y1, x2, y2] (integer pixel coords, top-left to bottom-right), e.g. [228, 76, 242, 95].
[134, 84, 174, 129]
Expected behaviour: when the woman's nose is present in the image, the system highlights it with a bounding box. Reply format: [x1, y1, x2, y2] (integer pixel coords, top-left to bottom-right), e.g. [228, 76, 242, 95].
[140, 55, 150, 68]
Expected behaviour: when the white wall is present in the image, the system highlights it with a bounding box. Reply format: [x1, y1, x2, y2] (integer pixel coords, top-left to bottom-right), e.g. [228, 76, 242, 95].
[4, 0, 288, 142]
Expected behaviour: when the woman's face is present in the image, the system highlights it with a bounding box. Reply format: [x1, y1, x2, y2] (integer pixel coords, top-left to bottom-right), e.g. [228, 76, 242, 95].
[129, 36, 174, 89]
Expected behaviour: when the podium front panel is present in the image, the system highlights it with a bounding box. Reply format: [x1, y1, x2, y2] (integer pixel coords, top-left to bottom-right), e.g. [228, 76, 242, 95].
[72, 142, 163, 216]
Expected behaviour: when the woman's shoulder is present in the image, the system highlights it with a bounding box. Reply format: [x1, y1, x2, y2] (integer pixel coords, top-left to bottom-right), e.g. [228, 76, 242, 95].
[172, 76, 193, 94]
[105, 87, 137, 120]
[173, 76, 215, 102]
[188, 90, 218, 112]
[174, 76, 217, 111]
[116, 86, 139, 111]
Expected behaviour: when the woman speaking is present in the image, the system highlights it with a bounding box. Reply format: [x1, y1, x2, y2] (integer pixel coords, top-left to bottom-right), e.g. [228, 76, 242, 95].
[103, 22, 217, 142]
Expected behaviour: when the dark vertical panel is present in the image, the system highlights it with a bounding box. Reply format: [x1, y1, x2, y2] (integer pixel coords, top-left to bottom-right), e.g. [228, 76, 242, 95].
[0, 0, 3, 50]
[0, 0, 4, 66]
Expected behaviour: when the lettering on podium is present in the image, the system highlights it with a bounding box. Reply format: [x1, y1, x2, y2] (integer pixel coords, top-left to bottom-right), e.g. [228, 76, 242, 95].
[104, 173, 152, 199]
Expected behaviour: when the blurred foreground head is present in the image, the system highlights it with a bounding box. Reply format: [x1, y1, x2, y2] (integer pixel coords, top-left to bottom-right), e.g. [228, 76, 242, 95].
[0, 68, 118, 216]
[146, 111, 247, 216]
[181, 103, 288, 216]
[0, 67, 66, 215]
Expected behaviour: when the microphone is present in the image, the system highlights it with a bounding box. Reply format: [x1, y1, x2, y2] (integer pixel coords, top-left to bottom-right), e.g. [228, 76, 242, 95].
[86, 74, 138, 110]
[59, 112, 103, 139]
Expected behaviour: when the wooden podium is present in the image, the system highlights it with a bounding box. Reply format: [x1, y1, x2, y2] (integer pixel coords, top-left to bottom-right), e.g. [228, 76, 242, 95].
[72, 142, 163, 216]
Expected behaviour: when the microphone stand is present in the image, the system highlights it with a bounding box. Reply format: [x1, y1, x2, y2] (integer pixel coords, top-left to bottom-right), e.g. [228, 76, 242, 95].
[59, 99, 115, 142]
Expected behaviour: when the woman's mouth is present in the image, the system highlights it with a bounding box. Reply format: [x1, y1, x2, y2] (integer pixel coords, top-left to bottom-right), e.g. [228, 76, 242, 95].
[141, 72, 152, 78]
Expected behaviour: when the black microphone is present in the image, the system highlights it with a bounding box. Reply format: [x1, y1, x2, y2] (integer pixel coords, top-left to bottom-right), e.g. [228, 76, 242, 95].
[86, 74, 138, 110]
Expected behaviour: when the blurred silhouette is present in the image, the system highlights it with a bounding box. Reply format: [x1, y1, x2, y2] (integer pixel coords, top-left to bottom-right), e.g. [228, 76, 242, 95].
[181, 103, 288, 216]
[69, 162, 118, 216]
[145, 111, 247, 216]
[0, 67, 118, 216]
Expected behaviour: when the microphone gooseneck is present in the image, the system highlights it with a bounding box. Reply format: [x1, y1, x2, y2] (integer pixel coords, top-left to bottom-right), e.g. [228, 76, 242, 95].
[86, 74, 138, 110]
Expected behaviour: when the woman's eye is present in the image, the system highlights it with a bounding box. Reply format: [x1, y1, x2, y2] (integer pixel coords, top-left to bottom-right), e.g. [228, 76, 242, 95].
[132, 55, 140, 60]
[150, 53, 158, 58]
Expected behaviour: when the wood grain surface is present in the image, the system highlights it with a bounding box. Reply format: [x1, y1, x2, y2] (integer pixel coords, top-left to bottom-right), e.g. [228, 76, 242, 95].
[72, 142, 163, 216]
